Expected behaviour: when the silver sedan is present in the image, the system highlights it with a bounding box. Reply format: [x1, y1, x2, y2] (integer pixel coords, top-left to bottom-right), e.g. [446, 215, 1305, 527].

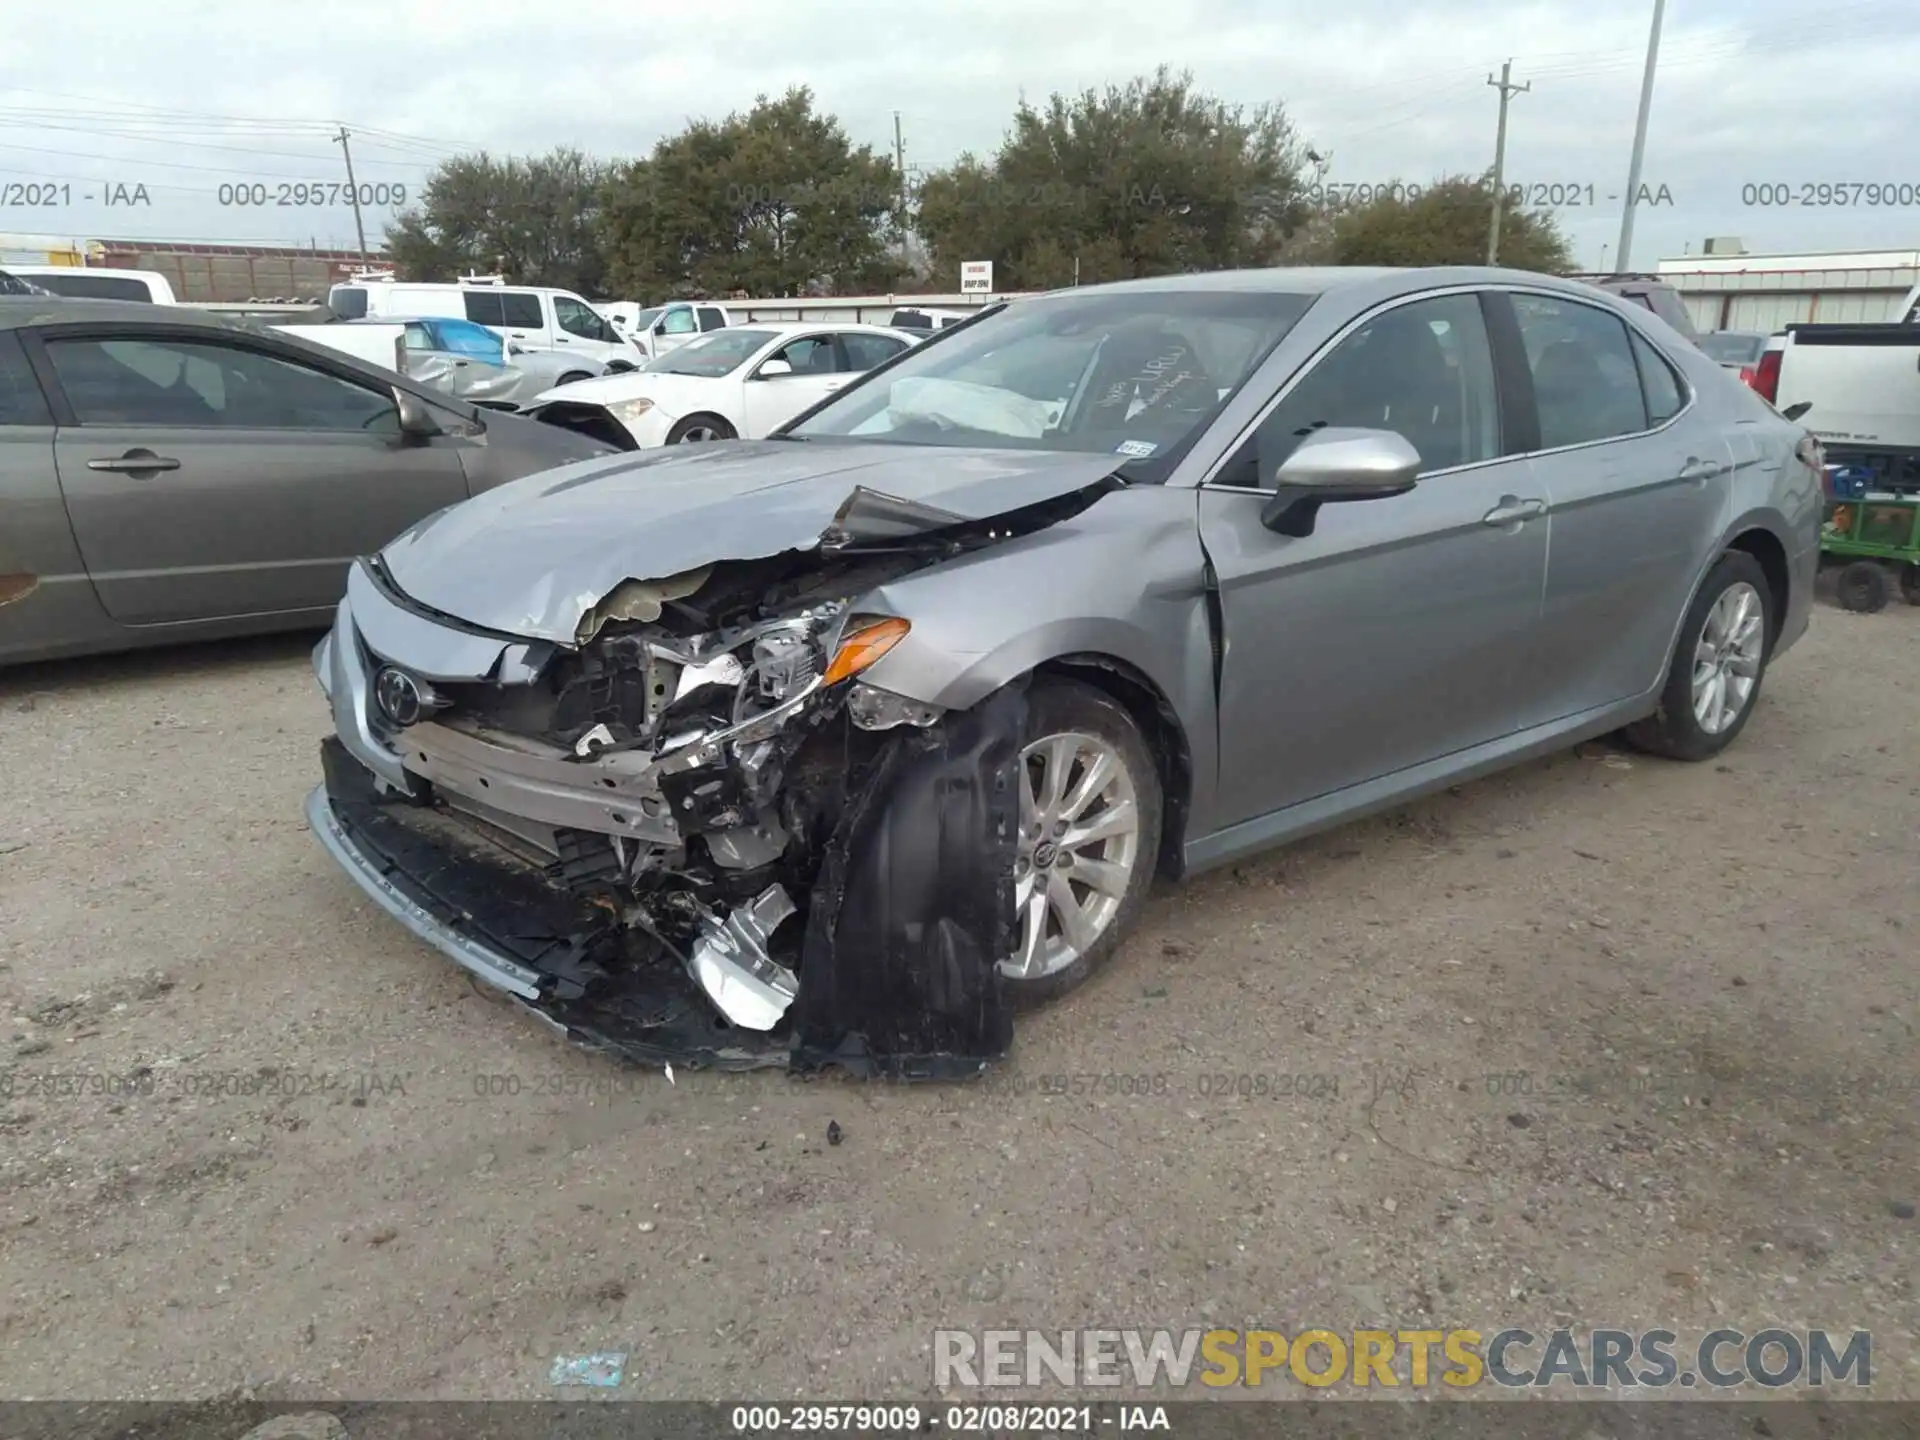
[307, 265, 1822, 1074]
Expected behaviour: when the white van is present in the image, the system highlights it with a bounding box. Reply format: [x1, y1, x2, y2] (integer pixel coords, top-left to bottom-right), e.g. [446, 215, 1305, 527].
[327, 278, 643, 369]
[600, 300, 732, 360]
[6, 265, 178, 304]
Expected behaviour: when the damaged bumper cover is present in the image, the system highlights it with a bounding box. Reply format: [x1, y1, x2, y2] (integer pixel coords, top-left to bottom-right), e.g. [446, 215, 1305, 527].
[307, 562, 1024, 1076]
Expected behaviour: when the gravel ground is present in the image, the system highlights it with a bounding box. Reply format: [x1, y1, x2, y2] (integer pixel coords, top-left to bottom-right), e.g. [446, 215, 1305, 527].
[0, 590, 1914, 1404]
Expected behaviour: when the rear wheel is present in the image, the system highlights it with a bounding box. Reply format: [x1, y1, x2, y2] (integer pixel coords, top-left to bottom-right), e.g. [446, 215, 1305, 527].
[666, 414, 737, 443]
[1898, 563, 1920, 606]
[1000, 679, 1163, 1006]
[1623, 551, 1772, 762]
[1838, 560, 1890, 613]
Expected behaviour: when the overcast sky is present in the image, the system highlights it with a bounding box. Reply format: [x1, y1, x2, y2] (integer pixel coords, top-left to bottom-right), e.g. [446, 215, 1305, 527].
[3, 0, 1916, 280]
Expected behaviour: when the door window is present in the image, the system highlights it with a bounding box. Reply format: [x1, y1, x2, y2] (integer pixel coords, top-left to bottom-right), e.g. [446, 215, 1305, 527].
[46, 336, 399, 433]
[330, 286, 369, 320]
[499, 292, 544, 329]
[402, 322, 437, 351]
[1630, 330, 1687, 426]
[462, 292, 504, 326]
[696, 307, 727, 331]
[555, 296, 614, 342]
[1510, 293, 1651, 447]
[838, 332, 910, 371]
[1225, 293, 1502, 484]
[659, 307, 698, 336]
[0, 333, 51, 425]
[768, 336, 842, 374]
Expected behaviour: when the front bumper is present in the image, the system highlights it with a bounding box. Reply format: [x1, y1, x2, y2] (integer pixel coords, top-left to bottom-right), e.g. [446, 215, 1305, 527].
[307, 569, 1025, 1075]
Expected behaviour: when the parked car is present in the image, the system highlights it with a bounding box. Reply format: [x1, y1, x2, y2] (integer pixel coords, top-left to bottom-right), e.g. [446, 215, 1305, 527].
[889, 306, 972, 333]
[394, 316, 612, 404]
[325, 278, 644, 371]
[305, 265, 1820, 1075]
[0, 297, 616, 665]
[601, 301, 733, 361]
[1573, 273, 1702, 343]
[1697, 330, 1767, 372]
[5, 266, 178, 304]
[521, 322, 918, 448]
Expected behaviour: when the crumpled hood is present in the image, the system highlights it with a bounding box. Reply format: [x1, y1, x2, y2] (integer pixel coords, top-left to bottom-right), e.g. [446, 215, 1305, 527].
[378, 440, 1125, 644]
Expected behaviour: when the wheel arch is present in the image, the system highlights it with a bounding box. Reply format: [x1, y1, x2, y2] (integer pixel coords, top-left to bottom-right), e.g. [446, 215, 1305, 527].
[1032, 653, 1193, 883]
[1724, 524, 1791, 644]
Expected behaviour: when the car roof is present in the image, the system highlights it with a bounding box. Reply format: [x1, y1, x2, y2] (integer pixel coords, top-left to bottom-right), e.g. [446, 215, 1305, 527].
[1028, 265, 1613, 300]
[0, 296, 249, 332]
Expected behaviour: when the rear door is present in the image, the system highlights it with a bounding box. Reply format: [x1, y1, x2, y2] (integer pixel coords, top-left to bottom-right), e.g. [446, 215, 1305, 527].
[31, 325, 470, 625]
[1499, 288, 1731, 721]
[0, 331, 87, 657]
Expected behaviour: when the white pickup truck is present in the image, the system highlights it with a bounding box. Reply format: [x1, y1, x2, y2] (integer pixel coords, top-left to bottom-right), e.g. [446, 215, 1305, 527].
[1766, 281, 1920, 465]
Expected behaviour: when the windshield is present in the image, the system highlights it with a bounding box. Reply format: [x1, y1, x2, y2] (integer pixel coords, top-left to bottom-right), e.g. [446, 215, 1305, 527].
[645, 328, 779, 376]
[628, 306, 663, 329]
[1698, 332, 1764, 365]
[787, 289, 1317, 470]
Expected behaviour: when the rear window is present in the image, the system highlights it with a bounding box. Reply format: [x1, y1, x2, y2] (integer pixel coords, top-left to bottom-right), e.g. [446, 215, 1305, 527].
[330, 286, 369, 320]
[890, 310, 933, 330]
[32, 272, 156, 301]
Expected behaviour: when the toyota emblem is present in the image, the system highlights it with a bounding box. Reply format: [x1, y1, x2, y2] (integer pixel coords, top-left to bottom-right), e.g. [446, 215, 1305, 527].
[374, 666, 425, 727]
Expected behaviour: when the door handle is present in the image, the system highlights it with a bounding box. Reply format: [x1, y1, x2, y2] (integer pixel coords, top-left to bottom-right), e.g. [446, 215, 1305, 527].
[1678, 456, 1728, 481]
[87, 449, 180, 476]
[821, 378, 847, 391]
[1482, 496, 1547, 526]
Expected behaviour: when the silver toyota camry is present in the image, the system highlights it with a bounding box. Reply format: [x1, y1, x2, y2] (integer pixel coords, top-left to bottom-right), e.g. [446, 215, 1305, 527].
[306, 265, 1823, 1076]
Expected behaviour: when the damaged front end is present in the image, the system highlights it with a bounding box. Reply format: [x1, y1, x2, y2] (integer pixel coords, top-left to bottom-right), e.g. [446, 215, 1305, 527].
[307, 508, 1054, 1077]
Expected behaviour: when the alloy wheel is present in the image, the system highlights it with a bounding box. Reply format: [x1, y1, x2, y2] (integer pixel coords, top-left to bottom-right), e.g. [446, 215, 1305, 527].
[1003, 730, 1142, 981]
[1691, 581, 1764, 735]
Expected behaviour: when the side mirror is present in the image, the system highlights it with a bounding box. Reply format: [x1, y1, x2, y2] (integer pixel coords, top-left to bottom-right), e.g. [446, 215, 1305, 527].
[1259, 427, 1421, 537]
[508, 342, 526, 356]
[605, 358, 636, 374]
[393, 387, 444, 442]
[757, 358, 794, 379]
[653, 321, 668, 335]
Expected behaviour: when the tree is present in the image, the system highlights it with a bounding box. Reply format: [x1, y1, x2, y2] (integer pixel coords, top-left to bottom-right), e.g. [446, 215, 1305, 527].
[601, 87, 904, 299]
[1328, 172, 1574, 273]
[384, 148, 612, 292]
[914, 67, 1315, 291]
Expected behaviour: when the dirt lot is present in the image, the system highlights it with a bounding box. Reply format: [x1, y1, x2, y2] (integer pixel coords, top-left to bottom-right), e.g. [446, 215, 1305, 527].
[0, 591, 1915, 1404]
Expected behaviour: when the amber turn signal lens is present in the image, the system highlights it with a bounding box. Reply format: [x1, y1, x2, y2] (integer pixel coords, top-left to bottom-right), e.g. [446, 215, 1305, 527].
[822, 617, 910, 686]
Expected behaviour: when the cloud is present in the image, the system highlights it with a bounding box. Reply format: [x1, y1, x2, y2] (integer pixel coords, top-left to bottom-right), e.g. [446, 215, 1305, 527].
[2, 0, 1916, 271]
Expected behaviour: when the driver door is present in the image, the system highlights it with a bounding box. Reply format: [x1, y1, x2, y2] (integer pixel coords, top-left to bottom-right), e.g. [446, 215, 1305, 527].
[741, 333, 847, 437]
[1196, 291, 1552, 830]
[39, 328, 470, 625]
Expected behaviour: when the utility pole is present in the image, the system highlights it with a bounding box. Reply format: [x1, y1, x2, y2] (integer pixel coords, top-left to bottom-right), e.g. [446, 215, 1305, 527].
[334, 126, 369, 265]
[893, 112, 909, 267]
[1614, 0, 1666, 273]
[1485, 60, 1529, 265]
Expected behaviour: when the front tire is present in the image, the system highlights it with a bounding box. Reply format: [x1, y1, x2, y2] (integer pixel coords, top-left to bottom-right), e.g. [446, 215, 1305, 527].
[1623, 551, 1773, 761]
[1000, 679, 1163, 1006]
[666, 414, 737, 444]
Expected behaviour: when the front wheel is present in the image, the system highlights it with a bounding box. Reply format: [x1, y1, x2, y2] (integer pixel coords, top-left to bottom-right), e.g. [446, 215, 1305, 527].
[665, 414, 737, 444]
[1000, 679, 1163, 1006]
[1623, 551, 1773, 761]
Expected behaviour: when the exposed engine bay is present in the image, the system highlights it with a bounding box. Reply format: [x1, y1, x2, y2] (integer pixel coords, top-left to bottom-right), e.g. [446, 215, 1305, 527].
[315, 478, 1119, 1075]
